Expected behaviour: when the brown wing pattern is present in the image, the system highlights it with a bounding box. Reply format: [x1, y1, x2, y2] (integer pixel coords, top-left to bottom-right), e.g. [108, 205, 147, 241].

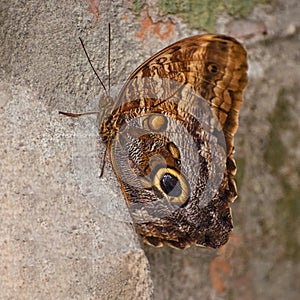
[103, 35, 247, 155]
[100, 35, 247, 249]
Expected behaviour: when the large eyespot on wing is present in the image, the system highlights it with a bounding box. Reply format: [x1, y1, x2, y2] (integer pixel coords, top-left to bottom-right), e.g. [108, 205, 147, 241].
[109, 113, 201, 207]
[152, 167, 190, 205]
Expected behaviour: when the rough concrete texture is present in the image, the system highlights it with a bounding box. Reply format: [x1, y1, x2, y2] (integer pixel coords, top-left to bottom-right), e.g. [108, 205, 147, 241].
[1, 0, 299, 299]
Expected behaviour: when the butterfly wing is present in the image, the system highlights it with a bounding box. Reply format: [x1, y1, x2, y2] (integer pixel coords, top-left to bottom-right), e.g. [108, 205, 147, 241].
[100, 35, 247, 249]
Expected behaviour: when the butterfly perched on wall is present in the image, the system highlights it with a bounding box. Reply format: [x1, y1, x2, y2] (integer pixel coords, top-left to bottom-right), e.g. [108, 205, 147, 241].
[99, 34, 248, 249]
[61, 34, 247, 249]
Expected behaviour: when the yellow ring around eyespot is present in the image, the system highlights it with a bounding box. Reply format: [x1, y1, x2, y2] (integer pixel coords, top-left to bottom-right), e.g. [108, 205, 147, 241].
[152, 167, 190, 205]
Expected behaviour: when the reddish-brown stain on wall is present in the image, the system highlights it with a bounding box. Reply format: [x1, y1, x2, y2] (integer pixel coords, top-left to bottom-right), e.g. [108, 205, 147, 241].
[136, 11, 174, 40]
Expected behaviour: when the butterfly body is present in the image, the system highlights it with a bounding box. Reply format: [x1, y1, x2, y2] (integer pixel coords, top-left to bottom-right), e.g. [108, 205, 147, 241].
[99, 34, 247, 249]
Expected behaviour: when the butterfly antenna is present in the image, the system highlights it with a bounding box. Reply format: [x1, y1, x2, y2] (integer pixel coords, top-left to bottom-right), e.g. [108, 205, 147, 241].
[59, 111, 99, 117]
[79, 37, 109, 98]
[108, 23, 111, 99]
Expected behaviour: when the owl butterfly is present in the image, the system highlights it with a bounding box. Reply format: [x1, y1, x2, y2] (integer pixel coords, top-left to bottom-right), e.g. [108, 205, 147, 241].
[100, 34, 247, 249]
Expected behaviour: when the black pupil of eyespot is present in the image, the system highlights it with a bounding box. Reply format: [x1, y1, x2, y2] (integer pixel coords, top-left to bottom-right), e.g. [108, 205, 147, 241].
[160, 173, 182, 197]
[210, 64, 217, 73]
